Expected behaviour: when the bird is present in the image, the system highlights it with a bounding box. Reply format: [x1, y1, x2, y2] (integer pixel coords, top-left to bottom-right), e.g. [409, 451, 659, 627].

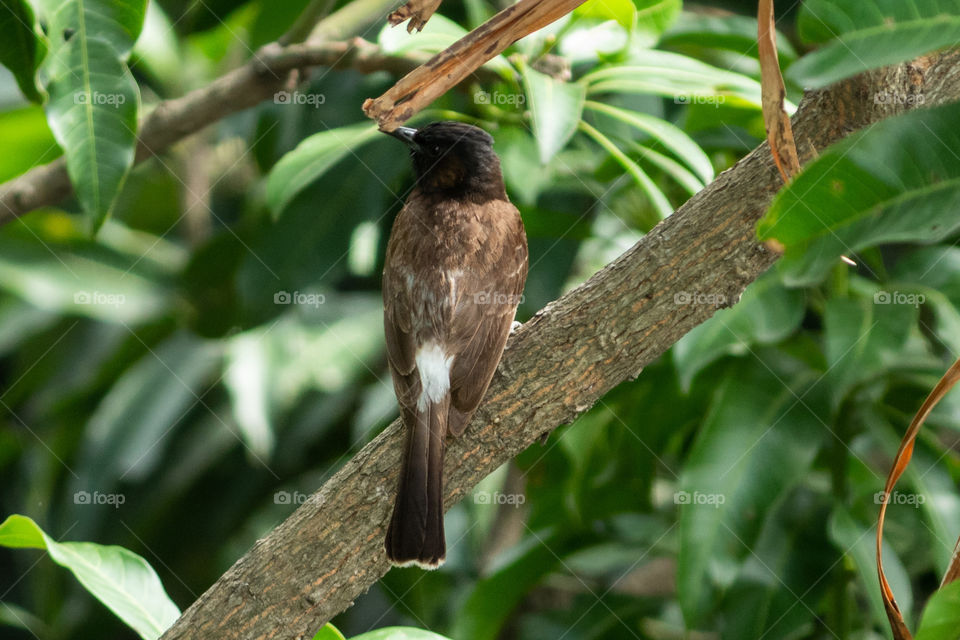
[381, 121, 528, 569]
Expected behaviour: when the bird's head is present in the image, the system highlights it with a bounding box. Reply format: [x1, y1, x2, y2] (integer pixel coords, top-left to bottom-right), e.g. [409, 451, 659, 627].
[386, 122, 505, 200]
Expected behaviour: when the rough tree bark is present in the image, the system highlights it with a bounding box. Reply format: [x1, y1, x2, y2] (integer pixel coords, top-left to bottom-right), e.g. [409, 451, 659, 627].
[155, 52, 960, 640]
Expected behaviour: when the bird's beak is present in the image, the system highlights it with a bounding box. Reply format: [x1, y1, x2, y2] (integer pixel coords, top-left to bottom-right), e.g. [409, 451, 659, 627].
[386, 126, 418, 148]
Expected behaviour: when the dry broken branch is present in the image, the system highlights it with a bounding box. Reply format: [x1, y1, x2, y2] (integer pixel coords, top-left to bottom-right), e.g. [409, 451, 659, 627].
[388, 0, 444, 32]
[363, 0, 588, 130]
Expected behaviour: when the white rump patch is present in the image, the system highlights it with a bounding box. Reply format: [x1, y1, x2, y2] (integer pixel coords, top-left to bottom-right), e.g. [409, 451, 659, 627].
[415, 342, 453, 410]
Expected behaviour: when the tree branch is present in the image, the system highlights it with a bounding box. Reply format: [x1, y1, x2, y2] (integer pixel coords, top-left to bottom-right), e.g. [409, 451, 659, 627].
[0, 0, 455, 225]
[158, 51, 960, 640]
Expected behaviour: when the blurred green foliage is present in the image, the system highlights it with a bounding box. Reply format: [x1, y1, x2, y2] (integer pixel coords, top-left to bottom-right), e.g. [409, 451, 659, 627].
[2, 1, 960, 639]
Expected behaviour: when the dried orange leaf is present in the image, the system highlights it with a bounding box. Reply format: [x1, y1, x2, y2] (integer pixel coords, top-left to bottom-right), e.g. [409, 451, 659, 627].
[758, 0, 800, 182]
[876, 356, 960, 640]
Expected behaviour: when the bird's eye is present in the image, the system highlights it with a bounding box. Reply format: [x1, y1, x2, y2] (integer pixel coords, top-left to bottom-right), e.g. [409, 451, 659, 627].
[431, 144, 441, 155]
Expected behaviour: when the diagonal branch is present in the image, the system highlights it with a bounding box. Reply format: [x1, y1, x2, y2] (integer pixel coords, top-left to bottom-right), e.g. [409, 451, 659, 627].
[158, 51, 960, 640]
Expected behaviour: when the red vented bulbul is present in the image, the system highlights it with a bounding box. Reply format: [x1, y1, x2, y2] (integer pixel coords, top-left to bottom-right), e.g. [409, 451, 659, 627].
[382, 122, 528, 568]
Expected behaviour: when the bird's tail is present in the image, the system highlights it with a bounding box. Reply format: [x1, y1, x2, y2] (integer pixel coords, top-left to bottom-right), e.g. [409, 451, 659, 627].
[385, 396, 448, 569]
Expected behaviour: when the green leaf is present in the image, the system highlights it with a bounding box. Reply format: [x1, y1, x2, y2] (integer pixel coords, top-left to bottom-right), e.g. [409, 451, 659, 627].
[915, 580, 960, 640]
[673, 272, 805, 390]
[265, 122, 381, 216]
[632, 144, 704, 194]
[0, 106, 61, 182]
[585, 100, 714, 183]
[224, 332, 275, 458]
[829, 507, 913, 631]
[42, 0, 148, 230]
[822, 297, 918, 410]
[0, 515, 180, 640]
[311, 622, 346, 640]
[662, 13, 796, 63]
[350, 628, 453, 640]
[521, 66, 586, 164]
[789, 14, 960, 88]
[579, 120, 673, 218]
[584, 50, 765, 108]
[634, 0, 681, 41]
[677, 363, 824, 625]
[452, 531, 573, 640]
[575, 0, 636, 30]
[0, 0, 46, 101]
[719, 492, 832, 639]
[892, 247, 960, 355]
[798, 0, 960, 44]
[757, 102, 960, 286]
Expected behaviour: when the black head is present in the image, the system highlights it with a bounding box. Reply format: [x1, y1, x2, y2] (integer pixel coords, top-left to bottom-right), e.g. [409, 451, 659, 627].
[386, 122, 505, 200]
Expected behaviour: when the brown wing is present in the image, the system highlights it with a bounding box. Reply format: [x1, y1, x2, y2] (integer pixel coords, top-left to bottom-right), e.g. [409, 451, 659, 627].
[446, 203, 528, 436]
[383, 246, 420, 428]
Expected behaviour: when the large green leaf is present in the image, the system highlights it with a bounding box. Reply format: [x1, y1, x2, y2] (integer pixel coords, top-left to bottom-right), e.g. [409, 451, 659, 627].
[673, 272, 805, 390]
[915, 580, 960, 640]
[42, 0, 147, 230]
[265, 122, 381, 216]
[789, 12, 960, 88]
[0, 0, 46, 101]
[798, 0, 960, 44]
[521, 66, 586, 164]
[677, 362, 824, 626]
[757, 102, 960, 286]
[0, 515, 180, 640]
